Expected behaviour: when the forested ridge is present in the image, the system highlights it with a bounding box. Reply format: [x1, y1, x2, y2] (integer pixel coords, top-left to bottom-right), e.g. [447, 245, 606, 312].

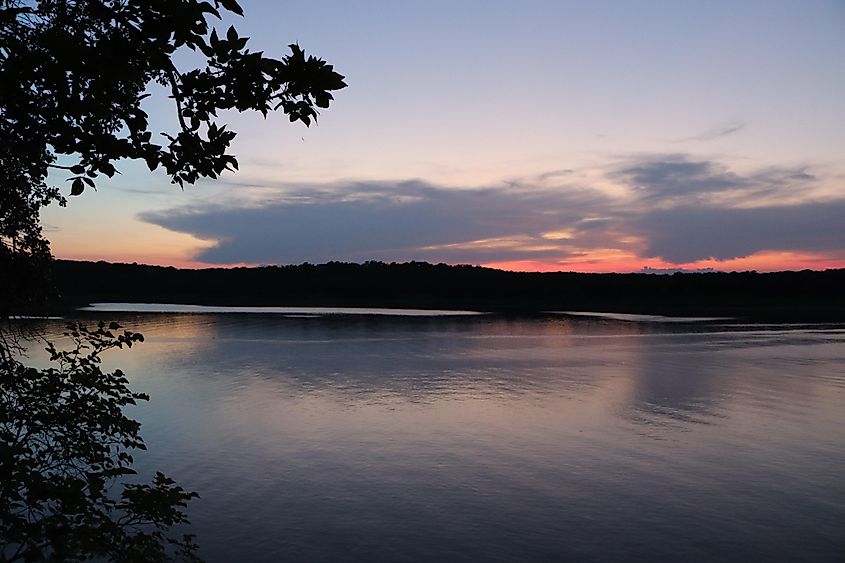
[51, 260, 845, 321]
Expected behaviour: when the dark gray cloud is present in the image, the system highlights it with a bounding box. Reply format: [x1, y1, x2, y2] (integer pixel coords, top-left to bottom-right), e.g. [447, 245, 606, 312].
[612, 155, 819, 206]
[636, 201, 845, 262]
[613, 155, 745, 200]
[139, 155, 844, 267]
[140, 180, 607, 264]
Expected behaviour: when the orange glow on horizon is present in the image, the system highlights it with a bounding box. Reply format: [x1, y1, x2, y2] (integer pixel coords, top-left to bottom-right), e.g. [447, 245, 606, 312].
[484, 251, 845, 273]
[52, 248, 845, 273]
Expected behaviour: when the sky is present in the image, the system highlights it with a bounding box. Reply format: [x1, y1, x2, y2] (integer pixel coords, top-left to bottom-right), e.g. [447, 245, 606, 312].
[42, 0, 845, 272]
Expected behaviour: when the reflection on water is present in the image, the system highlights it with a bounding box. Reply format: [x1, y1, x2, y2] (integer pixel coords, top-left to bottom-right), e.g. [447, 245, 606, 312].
[30, 314, 845, 561]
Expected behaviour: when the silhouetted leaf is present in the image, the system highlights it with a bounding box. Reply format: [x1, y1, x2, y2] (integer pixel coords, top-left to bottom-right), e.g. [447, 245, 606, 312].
[70, 178, 84, 196]
[218, 0, 244, 16]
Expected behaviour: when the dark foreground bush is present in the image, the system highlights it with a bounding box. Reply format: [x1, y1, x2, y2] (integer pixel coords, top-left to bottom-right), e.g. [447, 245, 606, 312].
[0, 323, 200, 562]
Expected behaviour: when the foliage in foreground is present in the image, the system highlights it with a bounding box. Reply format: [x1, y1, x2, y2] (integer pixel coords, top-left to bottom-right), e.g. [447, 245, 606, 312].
[0, 323, 200, 562]
[0, 1, 348, 557]
[0, 0, 346, 314]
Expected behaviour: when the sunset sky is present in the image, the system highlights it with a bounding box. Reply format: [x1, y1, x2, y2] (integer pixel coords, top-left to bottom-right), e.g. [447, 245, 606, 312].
[42, 0, 845, 272]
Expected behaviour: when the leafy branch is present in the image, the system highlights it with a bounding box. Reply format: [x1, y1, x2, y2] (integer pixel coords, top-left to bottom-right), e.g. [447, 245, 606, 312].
[1, 322, 200, 561]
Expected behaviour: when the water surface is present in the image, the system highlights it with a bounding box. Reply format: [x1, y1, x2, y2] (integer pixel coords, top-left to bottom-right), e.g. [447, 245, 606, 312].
[81, 303, 482, 316]
[35, 312, 845, 561]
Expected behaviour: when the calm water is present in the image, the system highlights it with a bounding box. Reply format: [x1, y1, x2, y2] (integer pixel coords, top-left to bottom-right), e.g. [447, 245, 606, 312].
[33, 310, 845, 561]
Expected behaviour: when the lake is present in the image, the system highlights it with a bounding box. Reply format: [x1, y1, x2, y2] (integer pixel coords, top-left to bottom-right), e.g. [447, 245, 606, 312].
[32, 308, 845, 561]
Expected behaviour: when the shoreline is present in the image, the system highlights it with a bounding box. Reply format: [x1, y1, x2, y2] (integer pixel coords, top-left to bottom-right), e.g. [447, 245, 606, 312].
[39, 259, 845, 323]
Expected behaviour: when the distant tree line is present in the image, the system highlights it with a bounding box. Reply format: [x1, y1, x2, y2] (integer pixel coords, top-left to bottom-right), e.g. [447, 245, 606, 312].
[51, 260, 845, 321]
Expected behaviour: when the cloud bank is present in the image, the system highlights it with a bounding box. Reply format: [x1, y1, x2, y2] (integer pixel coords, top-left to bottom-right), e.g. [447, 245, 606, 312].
[139, 154, 845, 269]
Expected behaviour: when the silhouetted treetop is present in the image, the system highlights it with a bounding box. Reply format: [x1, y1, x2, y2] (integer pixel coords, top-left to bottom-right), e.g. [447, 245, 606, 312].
[1, 0, 346, 194]
[0, 0, 345, 313]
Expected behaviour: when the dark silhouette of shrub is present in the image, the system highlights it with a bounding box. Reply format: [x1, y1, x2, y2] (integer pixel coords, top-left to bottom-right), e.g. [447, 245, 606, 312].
[1, 323, 199, 561]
